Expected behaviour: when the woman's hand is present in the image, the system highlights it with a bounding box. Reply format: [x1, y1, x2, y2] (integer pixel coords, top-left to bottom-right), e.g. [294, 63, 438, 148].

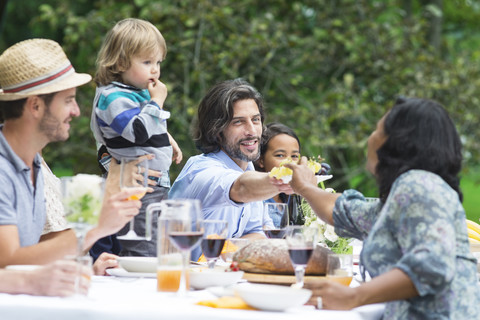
[108, 154, 161, 193]
[304, 278, 360, 310]
[93, 252, 119, 276]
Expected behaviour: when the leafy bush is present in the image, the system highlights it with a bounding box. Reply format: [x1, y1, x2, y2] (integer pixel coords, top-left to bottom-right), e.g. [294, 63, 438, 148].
[2, 0, 479, 207]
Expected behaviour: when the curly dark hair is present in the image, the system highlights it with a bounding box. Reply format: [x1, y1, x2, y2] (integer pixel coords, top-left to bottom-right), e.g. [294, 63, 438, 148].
[376, 97, 463, 202]
[192, 78, 265, 153]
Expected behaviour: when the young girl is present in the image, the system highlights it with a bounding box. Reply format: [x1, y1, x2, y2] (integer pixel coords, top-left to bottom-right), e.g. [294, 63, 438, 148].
[90, 18, 182, 257]
[255, 123, 330, 227]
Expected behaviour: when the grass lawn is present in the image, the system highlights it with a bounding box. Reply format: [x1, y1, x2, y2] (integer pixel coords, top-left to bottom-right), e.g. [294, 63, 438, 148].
[462, 174, 480, 223]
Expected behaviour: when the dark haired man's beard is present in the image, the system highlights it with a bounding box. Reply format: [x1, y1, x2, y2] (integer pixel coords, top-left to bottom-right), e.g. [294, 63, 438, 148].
[223, 138, 260, 163]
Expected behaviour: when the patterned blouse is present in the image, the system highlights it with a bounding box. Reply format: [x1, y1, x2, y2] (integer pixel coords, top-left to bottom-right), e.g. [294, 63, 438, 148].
[333, 169, 480, 319]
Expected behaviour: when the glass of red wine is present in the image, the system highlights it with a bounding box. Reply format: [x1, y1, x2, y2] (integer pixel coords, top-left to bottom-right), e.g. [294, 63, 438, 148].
[201, 220, 228, 269]
[285, 225, 317, 288]
[167, 199, 204, 296]
[263, 202, 289, 239]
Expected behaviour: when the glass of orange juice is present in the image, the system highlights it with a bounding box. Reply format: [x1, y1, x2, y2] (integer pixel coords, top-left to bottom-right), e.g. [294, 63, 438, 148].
[117, 157, 149, 240]
[157, 253, 185, 292]
[326, 253, 353, 286]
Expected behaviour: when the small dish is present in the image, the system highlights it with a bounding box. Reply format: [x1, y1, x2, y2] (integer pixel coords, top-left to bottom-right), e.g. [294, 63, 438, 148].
[189, 268, 244, 290]
[117, 256, 157, 273]
[235, 283, 312, 311]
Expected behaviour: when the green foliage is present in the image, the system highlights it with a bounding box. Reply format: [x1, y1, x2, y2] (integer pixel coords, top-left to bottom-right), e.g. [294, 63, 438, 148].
[326, 237, 353, 255]
[2, 1, 480, 218]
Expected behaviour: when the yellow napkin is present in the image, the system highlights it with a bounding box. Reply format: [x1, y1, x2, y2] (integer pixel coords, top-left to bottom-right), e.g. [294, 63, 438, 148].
[196, 296, 256, 310]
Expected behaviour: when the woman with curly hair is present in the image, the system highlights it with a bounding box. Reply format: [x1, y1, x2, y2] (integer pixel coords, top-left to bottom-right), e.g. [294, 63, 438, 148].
[285, 97, 479, 319]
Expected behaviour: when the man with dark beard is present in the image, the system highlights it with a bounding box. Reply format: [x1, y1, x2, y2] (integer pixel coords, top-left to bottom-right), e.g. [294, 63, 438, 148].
[0, 39, 143, 269]
[169, 79, 293, 254]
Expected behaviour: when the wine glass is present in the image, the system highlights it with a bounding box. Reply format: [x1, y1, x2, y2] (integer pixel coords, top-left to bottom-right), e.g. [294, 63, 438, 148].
[201, 220, 228, 269]
[60, 174, 105, 256]
[326, 253, 353, 286]
[116, 157, 149, 241]
[166, 199, 204, 296]
[263, 202, 289, 239]
[285, 225, 317, 288]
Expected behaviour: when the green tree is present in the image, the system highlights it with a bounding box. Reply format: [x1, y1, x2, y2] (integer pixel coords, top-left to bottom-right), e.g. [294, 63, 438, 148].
[1, 1, 479, 216]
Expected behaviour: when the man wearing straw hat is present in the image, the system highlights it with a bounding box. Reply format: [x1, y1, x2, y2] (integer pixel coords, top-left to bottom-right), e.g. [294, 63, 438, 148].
[0, 39, 143, 267]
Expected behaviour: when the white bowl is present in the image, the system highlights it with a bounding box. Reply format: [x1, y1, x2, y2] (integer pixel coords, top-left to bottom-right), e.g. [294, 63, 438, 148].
[189, 268, 244, 290]
[235, 283, 312, 311]
[117, 257, 157, 273]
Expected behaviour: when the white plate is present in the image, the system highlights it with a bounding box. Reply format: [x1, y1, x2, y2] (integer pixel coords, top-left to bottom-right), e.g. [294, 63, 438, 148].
[5, 265, 41, 271]
[235, 283, 312, 311]
[189, 268, 244, 290]
[117, 257, 156, 273]
[106, 267, 156, 278]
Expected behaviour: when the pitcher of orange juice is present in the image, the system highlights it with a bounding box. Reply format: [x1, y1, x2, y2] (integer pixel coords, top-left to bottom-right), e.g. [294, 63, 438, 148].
[147, 200, 190, 292]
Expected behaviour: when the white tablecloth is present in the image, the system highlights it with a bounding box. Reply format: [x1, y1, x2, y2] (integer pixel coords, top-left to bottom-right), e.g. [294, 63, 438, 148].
[0, 276, 385, 320]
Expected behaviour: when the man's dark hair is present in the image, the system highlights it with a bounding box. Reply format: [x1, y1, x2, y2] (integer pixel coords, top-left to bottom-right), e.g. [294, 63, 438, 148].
[192, 78, 265, 153]
[0, 92, 56, 122]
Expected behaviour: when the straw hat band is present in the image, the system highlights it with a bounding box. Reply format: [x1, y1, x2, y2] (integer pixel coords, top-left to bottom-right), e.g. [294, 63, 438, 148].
[2, 62, 73, 93]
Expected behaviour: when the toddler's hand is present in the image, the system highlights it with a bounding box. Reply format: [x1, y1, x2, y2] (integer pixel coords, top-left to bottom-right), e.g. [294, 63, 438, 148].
[148, 79, 168, 107]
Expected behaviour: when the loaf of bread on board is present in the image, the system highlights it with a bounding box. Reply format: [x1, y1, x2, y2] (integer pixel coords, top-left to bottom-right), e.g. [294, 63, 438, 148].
[232, 239, 331, 275]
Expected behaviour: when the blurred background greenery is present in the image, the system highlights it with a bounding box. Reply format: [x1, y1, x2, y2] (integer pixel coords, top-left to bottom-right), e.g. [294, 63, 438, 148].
[1, 0, 479, 221]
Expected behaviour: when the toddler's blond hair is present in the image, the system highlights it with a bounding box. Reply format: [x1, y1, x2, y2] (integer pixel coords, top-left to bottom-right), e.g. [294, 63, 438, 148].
[95, 18, 167, 86]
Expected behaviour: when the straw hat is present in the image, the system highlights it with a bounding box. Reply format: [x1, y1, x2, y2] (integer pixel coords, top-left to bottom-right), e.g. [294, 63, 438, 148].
[0, 38, 92, 101]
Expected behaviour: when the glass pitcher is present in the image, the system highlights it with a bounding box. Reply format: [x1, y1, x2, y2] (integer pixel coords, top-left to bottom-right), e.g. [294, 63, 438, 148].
[147, 199, 203, 293]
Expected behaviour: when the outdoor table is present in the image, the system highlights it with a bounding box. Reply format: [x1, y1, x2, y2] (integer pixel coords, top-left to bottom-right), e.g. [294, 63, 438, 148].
[0, 275, 385, 320]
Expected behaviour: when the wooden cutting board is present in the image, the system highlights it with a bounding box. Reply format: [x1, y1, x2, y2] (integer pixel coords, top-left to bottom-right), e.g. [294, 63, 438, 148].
[242, 272, 326, 285]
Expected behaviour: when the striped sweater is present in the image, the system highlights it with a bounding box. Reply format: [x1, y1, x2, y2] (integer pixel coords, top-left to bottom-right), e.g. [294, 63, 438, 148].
[90, 82, 173, 173]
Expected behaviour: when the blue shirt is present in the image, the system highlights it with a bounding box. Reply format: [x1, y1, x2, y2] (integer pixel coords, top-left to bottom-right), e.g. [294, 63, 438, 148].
[333, 170, 480, 319]
[0, 125, 46, 247]
[169, 151, 264, 256]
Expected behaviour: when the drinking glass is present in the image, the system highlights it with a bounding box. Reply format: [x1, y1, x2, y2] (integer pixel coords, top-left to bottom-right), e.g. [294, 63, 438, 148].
[285, 225, 317, 288]
[201, 220, 228, 269]
[64, 254, 93, 296]
[117, 157, 150, 241]
[60, 174, 105, 255]
[263, 202, 289, 239]
[326, 253, 353, 286]
[166, 199, 204, 296]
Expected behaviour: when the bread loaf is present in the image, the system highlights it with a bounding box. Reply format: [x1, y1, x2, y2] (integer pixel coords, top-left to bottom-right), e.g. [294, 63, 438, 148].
[233, 239, 331, 275]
